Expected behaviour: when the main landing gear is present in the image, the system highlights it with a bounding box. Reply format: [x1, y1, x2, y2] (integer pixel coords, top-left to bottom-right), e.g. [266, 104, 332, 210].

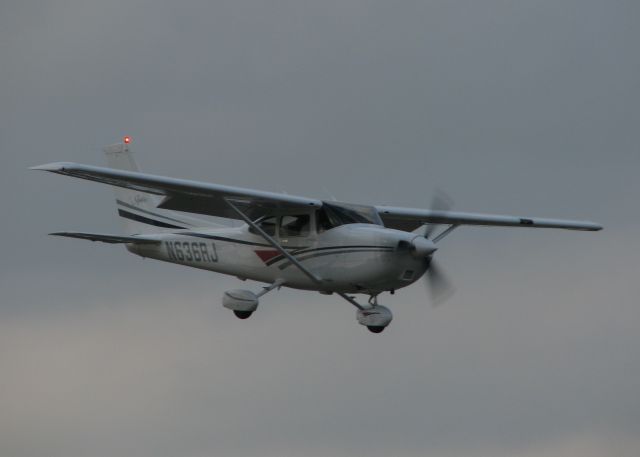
[358, 305, 393, 334]
[222, 279, 285, 320]
[339, 293, 393, 333]
[223, 282, 393, 334]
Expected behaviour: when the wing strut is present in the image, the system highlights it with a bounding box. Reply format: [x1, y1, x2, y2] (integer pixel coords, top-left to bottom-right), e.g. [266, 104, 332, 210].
[432, 224, 459, 243]
[224, 199, 323, 286]
[336, 292, 365, 310]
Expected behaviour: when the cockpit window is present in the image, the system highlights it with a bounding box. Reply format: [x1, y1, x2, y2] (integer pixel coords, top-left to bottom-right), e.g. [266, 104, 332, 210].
[317, 208, 334, 233]
[280, 214, 310, 237]
[317, 202, 382, 232]
[249, 216, 277, 236]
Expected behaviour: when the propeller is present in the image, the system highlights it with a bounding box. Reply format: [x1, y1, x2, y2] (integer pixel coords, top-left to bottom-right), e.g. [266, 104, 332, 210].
[423, 189, 454, 239]
[424, 257, 455, 306]
[421, 190, 456, 306]
[395, 190, 456, 305]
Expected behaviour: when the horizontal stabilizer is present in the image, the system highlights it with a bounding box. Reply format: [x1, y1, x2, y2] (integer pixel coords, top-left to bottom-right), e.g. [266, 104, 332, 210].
[50, 232, 161, 244]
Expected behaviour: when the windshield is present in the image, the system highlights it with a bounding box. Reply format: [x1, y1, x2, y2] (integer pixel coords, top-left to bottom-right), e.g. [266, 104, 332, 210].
[317, 202, 382, 232]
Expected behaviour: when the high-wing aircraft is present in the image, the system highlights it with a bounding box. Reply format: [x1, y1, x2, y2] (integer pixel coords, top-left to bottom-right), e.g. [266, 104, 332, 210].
[33, 138, 602, 333]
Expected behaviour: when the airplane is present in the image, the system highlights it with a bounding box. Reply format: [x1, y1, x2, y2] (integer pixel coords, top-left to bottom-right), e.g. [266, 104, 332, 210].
[32, 137, 602, 333]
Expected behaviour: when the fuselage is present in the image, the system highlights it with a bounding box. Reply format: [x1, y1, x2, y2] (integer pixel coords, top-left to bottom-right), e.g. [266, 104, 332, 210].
[127, 223, 428, 294]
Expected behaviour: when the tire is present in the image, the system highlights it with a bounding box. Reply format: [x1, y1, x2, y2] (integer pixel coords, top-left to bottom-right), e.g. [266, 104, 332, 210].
[234, 310, 253, 319]
[367, 326, 385, 333]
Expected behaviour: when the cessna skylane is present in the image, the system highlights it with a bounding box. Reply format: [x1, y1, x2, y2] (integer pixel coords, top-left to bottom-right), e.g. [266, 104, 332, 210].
[33, 138, 602, 333]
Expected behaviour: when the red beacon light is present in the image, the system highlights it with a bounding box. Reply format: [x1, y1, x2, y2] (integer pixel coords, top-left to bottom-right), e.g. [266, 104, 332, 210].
[123, 136, 131, 144]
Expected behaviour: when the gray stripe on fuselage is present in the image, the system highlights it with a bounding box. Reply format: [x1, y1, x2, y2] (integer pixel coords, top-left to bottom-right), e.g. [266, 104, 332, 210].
[266, 245, 395, 266]
[277, 248, 394, 270]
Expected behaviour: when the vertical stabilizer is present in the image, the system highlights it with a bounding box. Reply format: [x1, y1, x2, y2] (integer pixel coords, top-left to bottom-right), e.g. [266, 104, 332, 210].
[104, 138, 191, 234]
[104, 137, 139, 172]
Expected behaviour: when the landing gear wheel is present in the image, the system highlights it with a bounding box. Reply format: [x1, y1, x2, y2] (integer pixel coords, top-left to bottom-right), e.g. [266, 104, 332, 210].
[233, 310, 253, 319]
[357, 305, 392, 333]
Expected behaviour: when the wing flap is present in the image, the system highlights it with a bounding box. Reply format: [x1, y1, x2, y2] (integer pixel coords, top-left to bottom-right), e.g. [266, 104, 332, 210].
[377, 207, 602, 232]
[50, 232, 161, 244]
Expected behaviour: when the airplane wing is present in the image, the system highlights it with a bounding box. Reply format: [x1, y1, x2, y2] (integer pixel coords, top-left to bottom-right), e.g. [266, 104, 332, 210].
[375, 206, 602, 232]
[50, 232, 161, 244]
[32, 162, 601, 231]
[32, 162, 322, 219]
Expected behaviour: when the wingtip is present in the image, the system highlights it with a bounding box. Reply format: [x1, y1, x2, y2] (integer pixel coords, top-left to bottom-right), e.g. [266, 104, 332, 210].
[30, 162, 65, 171]
[582, 222, 603, 231]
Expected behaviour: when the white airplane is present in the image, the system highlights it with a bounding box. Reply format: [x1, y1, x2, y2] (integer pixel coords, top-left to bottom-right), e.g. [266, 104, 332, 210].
[33, 137, 602, 333]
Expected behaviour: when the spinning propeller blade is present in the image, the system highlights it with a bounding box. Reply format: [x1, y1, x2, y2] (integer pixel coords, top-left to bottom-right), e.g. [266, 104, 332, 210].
[424, 189, 454, 239]
[423, 190, 455, 305]
[424, 259, 455, 306]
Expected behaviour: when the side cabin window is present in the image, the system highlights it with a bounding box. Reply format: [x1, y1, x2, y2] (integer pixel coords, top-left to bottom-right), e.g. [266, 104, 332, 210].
[249, 204, 381, 237]
[280, 214, 310, 237]
[249, 216, 277, 236]
[249, 215, 310, 238]
[317, 202, 383, 233]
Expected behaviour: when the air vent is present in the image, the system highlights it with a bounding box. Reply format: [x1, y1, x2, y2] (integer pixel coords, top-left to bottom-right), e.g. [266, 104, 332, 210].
[401, 270, 415, 281]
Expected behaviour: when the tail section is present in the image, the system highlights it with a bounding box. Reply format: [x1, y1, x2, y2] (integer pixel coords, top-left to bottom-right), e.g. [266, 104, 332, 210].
[104, 138, 202, 234]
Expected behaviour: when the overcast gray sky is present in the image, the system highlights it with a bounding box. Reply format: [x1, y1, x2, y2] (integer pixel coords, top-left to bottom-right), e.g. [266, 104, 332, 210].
[1, 1, 639, 456]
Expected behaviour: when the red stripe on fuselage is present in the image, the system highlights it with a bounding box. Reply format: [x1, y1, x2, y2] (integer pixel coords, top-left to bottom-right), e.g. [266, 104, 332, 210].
[254, 250, 280, 263]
